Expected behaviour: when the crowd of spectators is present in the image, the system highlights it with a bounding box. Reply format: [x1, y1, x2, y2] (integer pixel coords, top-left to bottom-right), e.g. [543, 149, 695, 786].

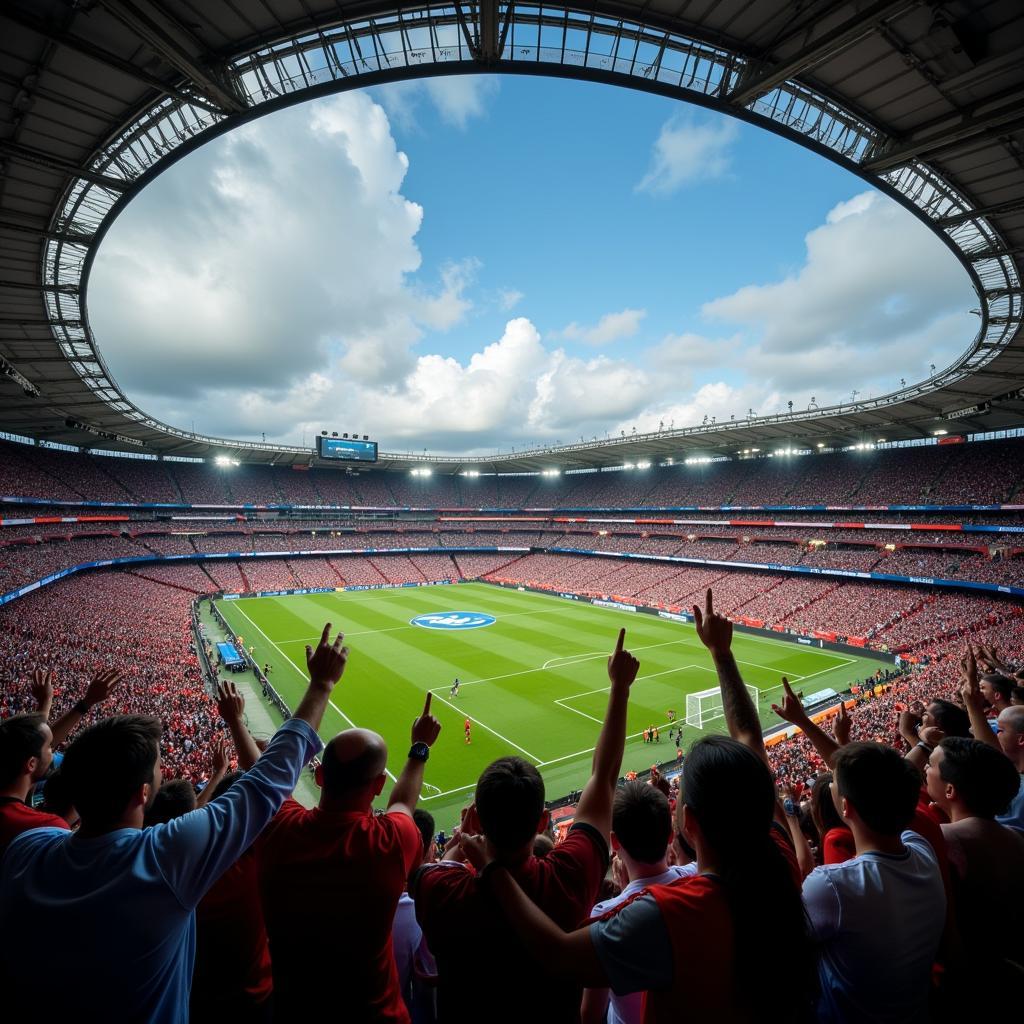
[2, 435, 1023, 507]
[2, 585, 1021, 1021]
[0, 572, 221, 783]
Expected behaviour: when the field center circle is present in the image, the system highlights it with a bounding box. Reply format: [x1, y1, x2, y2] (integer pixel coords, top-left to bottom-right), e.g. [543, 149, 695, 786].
[410, 611, 497, 630]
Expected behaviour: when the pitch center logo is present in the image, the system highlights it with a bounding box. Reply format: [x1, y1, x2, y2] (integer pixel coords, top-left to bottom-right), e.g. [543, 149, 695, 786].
[410, 611, 496, 630]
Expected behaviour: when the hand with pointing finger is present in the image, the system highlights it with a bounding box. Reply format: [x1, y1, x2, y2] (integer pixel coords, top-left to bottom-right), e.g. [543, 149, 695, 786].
[412, 692, 442, 747]
[771, 676, 809, 727]
[305, 622, 349, 691]
[692, 589, 733, 657]
[607, 628, 640, 691]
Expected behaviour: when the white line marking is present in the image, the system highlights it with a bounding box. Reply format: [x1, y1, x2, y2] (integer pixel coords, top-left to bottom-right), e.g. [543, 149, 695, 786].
[554, 701, 604, 725]
[556, 665, 701, 703]
[421, 781, 477, 801]
[427, 688, 543, 764]
[226, 603, 399, 782]
[542, 639, 691, 669]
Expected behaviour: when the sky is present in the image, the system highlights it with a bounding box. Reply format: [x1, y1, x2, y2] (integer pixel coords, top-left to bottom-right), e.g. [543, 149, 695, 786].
[88, 75, 977, 455]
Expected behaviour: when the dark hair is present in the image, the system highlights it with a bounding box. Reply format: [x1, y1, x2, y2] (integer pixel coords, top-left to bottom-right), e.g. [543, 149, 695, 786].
[210, 770, 245, 801]
[0, 713, 47, 787]
[61, 715, 162, 829]
[981, 673, 1015, 702]
[532, 833, 554, 856]
[144, 779, 196, 826]
[613, 781, 672, 864]
[833, 741, 919, 836]
[413, 808, 435, 855]
[40, 766, 75, 819]
[320, 737, 386, 795]
[927, 699, 970, 737]
[810, 772, 844, 841]
[1011, 685, 1024, 705]
[476, 756, 545, 851]
[683, 737, 817, 1016]
[937, 737, 1021, 818]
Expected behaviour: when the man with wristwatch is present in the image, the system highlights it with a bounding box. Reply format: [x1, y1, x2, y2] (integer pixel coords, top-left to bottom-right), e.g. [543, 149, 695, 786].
[258, 690, 442, 1023]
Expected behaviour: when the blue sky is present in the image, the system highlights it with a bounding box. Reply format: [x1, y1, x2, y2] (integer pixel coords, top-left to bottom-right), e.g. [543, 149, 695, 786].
[89, 74, 975, 452]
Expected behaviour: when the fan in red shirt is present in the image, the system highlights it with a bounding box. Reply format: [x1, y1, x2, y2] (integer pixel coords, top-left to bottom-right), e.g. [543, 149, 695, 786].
[454, 592, 817, 1024]
[258, 691, 441, 1023]
[413, 628, 639, 1023]
[1, 669, 123, 857]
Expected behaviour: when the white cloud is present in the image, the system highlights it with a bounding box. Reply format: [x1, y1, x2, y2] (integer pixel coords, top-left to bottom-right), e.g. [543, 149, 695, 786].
[557, 308, 647, 345]
[90, 92, 474, 403]
[636, 114, 739, 195]
[498, 288, 524, 311]
[374, 75, 499, 131]
[649, 332, 739, 372]
[700, 190, 976, 400]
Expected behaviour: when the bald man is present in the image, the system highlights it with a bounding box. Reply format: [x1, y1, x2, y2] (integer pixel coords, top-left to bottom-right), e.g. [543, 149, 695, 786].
[996, 705, 1024, 830]
[259, 695, 441, 1022]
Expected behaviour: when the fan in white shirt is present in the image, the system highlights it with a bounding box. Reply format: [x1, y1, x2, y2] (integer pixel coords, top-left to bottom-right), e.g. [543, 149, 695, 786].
[581, 781, 697, 1024]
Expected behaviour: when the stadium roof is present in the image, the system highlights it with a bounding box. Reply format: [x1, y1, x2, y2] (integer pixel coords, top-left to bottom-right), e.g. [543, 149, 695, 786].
[1, 0, 1022, 473]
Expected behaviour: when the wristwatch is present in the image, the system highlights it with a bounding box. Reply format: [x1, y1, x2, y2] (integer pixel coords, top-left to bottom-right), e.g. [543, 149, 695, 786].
[783, 797, 798, 817]
[408, 742, 430, 762]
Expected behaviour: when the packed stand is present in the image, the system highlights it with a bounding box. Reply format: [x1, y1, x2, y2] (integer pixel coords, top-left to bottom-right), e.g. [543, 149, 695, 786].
[4, 584, 1021, 1022]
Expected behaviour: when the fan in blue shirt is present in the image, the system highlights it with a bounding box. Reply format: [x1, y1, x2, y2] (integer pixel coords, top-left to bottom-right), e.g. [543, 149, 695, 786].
[0, 622, 350, 1024]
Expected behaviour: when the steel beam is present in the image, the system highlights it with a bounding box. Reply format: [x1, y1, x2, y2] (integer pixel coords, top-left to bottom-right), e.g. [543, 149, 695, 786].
[0, 6, 224, 116]
[864, 91, 1024, 171]
[95, 0, 245, 114]
[0, 141, 128, 192]
[730, 0, 917, 106]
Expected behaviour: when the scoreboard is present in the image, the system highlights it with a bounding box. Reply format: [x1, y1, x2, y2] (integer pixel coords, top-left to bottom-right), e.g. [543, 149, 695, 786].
[316, 436, 378, 462]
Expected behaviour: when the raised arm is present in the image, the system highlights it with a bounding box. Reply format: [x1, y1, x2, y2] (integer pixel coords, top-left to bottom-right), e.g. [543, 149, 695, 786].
[388, 692, 442, 818]
[693, 590, 765, 762]
[771, 676, 841, 767]
[29, 669, 54, 720]
[154, 622, 349, 908]
[574, 629, 640, 839]
[49, 669, 124, 748]
[291, 622, 350, 732]
[217, 680, 261, 771]
[961, 647, 1000, 750]
[195, 737, 231, 808]
[780, 782, 814, 879]
[458, 835, 608, 986]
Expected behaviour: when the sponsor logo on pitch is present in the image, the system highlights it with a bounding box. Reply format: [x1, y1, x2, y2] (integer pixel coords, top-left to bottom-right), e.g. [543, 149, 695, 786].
[411, 611, 496, 630]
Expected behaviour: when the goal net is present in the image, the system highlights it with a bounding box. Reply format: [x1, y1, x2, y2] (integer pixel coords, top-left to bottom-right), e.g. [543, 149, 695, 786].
[685, 684, 760, 730]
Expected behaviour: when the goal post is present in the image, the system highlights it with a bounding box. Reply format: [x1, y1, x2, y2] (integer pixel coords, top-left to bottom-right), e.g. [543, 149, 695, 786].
[685, 684, 760, 730]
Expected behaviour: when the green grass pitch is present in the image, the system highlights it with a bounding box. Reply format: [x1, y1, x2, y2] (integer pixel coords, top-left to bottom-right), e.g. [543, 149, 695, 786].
[216, 582, 882, 829]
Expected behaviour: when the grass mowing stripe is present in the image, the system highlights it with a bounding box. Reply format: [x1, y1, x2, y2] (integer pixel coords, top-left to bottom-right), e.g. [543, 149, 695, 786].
[216, 582, 886, 829]
[229, 602, 399, 782]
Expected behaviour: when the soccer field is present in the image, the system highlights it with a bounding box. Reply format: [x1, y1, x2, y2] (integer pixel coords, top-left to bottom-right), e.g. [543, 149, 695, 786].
[216, 582, 881, 828]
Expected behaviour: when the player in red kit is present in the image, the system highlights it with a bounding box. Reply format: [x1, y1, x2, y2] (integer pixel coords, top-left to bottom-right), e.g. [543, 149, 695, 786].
[464, 718, 472, 744]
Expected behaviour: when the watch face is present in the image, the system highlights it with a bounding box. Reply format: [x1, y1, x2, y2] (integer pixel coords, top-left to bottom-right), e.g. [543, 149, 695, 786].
[410, 742, 430, 760]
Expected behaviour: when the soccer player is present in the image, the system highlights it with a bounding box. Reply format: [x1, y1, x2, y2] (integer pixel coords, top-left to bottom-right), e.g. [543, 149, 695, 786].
[450, 678, 461, 698]
[464, 718, 472, 745]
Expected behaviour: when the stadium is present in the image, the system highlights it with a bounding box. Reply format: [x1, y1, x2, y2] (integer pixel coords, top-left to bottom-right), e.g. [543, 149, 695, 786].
[1, 1, 1023, 1022]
